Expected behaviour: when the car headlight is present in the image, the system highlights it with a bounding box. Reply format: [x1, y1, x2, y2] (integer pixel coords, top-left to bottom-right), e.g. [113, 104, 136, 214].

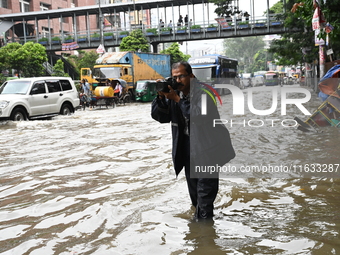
[0, 101, 10, 109]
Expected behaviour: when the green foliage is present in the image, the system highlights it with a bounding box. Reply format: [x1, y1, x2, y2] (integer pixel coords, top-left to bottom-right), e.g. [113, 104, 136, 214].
[104, 32, 113, 36]
[119, 31, 129, 35]
[208, 24, 217, 28]
[223, 37, 265, 73]
[160, 42, 190, 65]
[146, 28, 158, 34]
[0, 42, 21, 71]
[251, 49, 270, 72]
[268, 0, 316, 66]
[52, 59, 70, 77]
[120, 29, 150, 52]
[269, 1, 284, 14]
[161, 27, 172, 32]
[91, 33, 100, 38]
[68, 50, 99, 73]
[64, 35, 74, 41]
[0, 42, 47, 77]
[21, 42, 48, 76]
[209, 0, 239, 17]
[0, 73, 6, 84]
[38, 37, 49, 42]
[52, 36, 60, 41]
[268, 0, 340, 65]
[191, 25, 201, 29]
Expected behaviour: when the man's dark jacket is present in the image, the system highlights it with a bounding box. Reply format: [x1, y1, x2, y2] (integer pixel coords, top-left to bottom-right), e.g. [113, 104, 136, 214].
[151, 79, 235, 176]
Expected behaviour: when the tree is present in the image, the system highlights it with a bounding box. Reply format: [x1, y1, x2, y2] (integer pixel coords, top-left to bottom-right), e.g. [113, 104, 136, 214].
[266, 0, 284, 14]
[68, 50, 99, 72]
[268, 0, 340, 67]
[0, 43, 21, 70]
[209, 0, 240, 17]
[252, 49, 271, 72]
[0, 42, 47, 77]
[19, 42, 48, 77]
[223, 37, 265, 73]
[160, 43, 190, 66]
[52, 59, 70, 77]
[120, 29, 150, 52]
[267, 0, 316, 67]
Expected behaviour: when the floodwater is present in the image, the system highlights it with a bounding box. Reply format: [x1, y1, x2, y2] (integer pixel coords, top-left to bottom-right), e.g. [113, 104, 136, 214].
[0, 85, 339, 255]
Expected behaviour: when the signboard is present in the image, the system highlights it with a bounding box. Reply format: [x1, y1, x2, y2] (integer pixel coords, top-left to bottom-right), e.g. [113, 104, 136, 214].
[215, 18, 229, 29]
[96, 44, 106, 54]
[312, 7, 320, 30]
[189, 57, 216, 65]
[327, 49, 333, 55]
[315, 29, 325, 46]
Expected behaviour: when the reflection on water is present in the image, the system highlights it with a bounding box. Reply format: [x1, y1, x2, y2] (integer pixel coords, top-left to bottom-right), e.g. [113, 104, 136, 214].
[0, 85, 339, 254]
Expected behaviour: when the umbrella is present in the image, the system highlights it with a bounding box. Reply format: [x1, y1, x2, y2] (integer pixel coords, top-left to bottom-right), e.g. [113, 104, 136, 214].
[116, 78, 127, 87]
[318, 64, 340, 98]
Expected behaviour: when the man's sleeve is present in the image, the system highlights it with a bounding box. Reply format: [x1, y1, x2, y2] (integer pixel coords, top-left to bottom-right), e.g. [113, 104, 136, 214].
[151, 96, 171, 123]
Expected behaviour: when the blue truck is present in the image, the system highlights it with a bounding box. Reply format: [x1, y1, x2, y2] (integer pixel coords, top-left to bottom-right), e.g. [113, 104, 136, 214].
[81, 51, 171, 98]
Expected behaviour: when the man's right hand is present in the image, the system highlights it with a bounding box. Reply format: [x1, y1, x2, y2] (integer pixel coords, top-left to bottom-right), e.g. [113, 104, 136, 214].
[161, 85, 180, 103]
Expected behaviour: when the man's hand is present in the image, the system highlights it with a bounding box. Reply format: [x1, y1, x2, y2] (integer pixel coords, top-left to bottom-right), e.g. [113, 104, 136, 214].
[161, 85, 180, 103]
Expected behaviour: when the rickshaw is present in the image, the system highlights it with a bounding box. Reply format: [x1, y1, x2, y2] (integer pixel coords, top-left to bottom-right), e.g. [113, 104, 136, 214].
[135, 80, 158, 102]
[113, 79, 131, 105]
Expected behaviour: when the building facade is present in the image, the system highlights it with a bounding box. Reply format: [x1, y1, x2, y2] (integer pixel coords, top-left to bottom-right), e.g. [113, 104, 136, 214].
[0, 0, 101, 39]
[0, 0, 151, 40]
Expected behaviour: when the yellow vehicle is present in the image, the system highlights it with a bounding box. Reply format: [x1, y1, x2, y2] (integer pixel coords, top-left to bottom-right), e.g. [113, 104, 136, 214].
[292, 73, 300, 79]
[81, 52, 171, 98]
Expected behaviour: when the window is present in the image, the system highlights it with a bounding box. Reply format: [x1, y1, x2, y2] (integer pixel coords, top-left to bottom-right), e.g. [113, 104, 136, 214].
[60, 80, 72, 91]
[40, 3, 50, 11]
[0, 0, 8, 8]
[31, 82, 46, 94]
[19, 0, 30, 12]
[81, 69, 91, 76]
[46, 80, 61, 93]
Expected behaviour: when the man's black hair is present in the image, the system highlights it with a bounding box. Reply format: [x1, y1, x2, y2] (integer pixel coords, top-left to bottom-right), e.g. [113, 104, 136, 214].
[172, 61, 192, 75]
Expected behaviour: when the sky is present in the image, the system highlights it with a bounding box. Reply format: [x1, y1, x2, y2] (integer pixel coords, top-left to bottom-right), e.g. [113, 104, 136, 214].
[149, 0, 279, 56]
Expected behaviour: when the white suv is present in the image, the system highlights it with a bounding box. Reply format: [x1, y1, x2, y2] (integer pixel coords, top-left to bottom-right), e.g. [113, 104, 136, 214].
[0, 77, 80, 121]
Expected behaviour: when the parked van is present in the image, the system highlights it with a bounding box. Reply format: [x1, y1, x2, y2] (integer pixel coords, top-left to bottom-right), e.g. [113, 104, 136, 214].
[0, 77, 80, 121]
[253, 75, 264, 86]
[240, 73, 252, 88]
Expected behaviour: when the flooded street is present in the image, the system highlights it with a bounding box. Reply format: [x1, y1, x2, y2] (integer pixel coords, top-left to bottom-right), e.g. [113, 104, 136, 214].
[1, 85, 340, 255]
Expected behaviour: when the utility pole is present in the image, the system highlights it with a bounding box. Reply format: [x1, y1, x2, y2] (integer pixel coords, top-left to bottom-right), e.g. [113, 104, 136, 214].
[99, 0, 104, 47]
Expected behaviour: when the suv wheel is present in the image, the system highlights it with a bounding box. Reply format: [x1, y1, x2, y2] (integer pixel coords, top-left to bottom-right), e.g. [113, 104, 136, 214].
[10, 108, 27, 121]
[60, 103, 72, 115]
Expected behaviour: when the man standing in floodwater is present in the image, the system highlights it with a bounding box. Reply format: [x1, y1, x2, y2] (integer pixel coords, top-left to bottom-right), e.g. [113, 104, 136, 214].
[151, 61, 235, 219]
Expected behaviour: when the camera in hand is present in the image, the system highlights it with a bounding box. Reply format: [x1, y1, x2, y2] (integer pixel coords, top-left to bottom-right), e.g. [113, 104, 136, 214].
[156, 77, 179, 93]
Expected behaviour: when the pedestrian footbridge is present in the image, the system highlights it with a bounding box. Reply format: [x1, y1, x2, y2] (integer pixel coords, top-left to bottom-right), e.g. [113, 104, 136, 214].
[0, 0, 293, 53]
